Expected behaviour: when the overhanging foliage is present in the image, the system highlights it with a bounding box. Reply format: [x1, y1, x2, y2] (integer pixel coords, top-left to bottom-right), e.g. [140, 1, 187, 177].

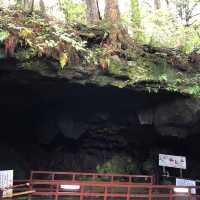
[0, 6, 200, 97]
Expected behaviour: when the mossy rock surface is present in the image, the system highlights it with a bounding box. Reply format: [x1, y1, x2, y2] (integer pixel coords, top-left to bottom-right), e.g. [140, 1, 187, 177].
[0, 7, 200, 96]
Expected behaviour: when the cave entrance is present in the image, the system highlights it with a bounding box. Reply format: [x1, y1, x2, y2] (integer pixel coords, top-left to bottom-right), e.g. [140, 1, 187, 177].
[0, 70, 192, 179]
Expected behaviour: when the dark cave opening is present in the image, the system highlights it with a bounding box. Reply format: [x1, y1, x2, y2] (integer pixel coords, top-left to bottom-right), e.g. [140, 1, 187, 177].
[1, 69, 200, 180]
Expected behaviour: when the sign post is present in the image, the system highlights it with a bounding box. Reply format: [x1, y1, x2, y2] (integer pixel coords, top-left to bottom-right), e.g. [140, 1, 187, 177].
[0, 170, 13, 198]
[159, 154, 186, 177]
[180, 169, 183, 178]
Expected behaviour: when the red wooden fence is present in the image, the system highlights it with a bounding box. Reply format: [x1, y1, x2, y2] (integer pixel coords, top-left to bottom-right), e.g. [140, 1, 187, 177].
[30, 181, 200, 200]
[13, 171, 200, 200]
[30, 171, 154, 185]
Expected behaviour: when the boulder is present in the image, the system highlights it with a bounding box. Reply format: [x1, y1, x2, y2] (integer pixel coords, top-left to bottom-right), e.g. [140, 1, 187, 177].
[154, 98, 200, 137]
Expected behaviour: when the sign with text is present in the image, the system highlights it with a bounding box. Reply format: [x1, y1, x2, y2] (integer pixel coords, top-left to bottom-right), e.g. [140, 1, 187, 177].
[159, 154, 186, 169]
[176, 178, 196, 194]
[0, 170, 13, 198]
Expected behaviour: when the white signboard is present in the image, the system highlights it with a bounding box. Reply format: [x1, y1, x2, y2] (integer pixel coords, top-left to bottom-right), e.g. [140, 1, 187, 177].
[176, 178, 196, 194]
[0, 170, 13, 198]
[159, 154, 186, 169]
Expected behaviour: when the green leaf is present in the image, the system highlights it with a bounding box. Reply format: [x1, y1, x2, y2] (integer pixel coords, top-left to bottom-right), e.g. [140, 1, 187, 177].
[159, 74, 168, 82]
[59, 52, 69, 69]
[0, 30, 9, 42]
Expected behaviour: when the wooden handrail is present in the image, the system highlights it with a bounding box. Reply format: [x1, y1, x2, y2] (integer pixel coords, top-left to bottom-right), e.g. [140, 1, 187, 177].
[30, 171, 153, 184]
[31, 170, 152, 178]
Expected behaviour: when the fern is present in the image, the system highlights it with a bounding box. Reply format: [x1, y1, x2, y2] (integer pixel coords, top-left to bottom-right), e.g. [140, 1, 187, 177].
[187, 85, 200, 96]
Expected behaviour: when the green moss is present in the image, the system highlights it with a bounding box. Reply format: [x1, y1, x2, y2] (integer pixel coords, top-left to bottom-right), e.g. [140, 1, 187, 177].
[108, 56, 154, 82]
[106, 53, 195, 95]
[79, 32, 96, 38]
[151, 59, 178, 81]
[108, 64, 123, 75]
[96, 155, 137, 174]
[108, 57, 128, 76]
[91, 75, 116, 87]
[183, 84, 200, 96]
[111, 80, 129, 88]
[127, 58, 153, 81]
[14, 48, 38, 61]
[20, 59, 50, 71]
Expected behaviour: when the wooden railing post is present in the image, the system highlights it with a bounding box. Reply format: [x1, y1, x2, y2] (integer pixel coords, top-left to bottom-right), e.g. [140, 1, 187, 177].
[55, 183, 59, 200]
[169, 188, 173, 200]
[188, 187, 192, 200]
[50, 173, 55, 195]
[111, 176, 114, 182]
[30, 171, 33, 180]
[127, 186, 130, 200]
[129, 176, 132, 183]
[148, 186, 152, 200]
[28, 171, 33, 200]
[93, 174, 96, 181]
[104, 186, 108, 200]
[72, 173, 75, 181]
[80, 186, 84, 200]
[52, 173, 55, 181]
[151, 176, 153, 184]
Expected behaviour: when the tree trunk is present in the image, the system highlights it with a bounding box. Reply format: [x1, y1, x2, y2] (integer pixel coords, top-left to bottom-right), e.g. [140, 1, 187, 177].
[58, 0, 62, 11]
[23, 0, 35, 13]
[39, 0, 46, 14]
[165, 0, 169, 7]
[30, 0, 34, 13]
[104, 0, 132, 49]
[85, 0, 100, 25]
[154, 0, 161, 9]
[104, 0, 120, 24]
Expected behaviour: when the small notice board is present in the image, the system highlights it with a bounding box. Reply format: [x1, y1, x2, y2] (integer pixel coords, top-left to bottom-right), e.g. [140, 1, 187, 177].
[0, 170, 13, 198]
[159, 154, 186, 169]
[176, 178, 196, 194]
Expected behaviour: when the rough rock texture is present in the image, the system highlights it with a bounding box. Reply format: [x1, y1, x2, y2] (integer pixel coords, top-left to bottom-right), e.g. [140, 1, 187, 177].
[154, 98, 200, 137]
[1, 57, 200, 180]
